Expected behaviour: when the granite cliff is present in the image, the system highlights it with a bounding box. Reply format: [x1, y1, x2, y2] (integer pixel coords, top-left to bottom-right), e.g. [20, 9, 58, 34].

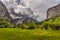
[0, 1, 37, 25]
[47, 4, 60, 19]
[0, 1, 12, 22]
[0, 0, 60, 25]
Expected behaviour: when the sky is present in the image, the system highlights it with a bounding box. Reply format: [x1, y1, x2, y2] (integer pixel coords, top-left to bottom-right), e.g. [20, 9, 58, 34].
[1, 0, 60, 21]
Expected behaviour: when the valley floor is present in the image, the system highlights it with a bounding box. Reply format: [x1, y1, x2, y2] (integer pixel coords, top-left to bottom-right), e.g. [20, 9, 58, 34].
[0, 28, 60, 40]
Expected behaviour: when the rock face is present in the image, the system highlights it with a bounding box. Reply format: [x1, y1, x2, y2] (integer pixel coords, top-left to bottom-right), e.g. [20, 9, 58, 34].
[0, 1, 12, 21]
[47, 4, 60, 19]
[13, 17, 37, 25]
[0, 1, 36, 25]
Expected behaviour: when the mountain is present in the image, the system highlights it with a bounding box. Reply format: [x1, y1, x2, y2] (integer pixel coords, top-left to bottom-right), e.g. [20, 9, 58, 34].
[0, 1, 12, 22]
[0, 0, 60, 25]
[0, 1, 37, 25]
[47, 4, 60, 19]
[1, 0, 60, 22]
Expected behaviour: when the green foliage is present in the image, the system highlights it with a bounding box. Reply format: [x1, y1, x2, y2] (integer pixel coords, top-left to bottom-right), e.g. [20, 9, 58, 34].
[0, 17, 38, 29]
[17, 21, 37, 29]
[17, 23, 28, 29]
[47, 19, 55, 28]
[26, 21, 37, 29]
[0, 18, 14, 28]
[40, 21, 47, 29]
[0, 28, 60, 40]
[45, 17, 60, 30]
[0, 16, 60, 30]
[38, 16, 60, 30]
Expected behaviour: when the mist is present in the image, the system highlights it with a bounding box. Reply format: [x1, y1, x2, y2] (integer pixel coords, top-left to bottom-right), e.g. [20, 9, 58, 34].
[0, 0, 60, 21]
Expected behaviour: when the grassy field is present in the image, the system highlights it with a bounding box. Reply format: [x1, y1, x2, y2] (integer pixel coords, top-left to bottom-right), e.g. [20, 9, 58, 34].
[0, 28, 60, 40]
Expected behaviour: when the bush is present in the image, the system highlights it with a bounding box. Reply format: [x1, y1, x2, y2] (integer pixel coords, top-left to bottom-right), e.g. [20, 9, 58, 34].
[26, 21, 37, 29]
[39, 17, 60, 30]
[0, 16, 60, 30]
[16, 21, 38, 29]
[0, 18, 14, 28]
[0, 21, 14, 28]
[17, 23, 28, 29]
[40, 21, 47, 30]
[47, 17, 60, 30]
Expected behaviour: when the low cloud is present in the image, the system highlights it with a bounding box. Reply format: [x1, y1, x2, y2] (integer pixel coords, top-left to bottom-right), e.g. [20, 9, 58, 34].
[1, 0, 60, 21]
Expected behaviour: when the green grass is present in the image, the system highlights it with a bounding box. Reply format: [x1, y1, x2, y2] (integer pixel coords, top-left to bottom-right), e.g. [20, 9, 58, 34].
[0, 28, 60, 40]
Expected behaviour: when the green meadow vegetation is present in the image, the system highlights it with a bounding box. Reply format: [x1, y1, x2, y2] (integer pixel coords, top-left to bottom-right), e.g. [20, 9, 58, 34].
[0, 16, 60, 40]
[0, 28, 60, 40]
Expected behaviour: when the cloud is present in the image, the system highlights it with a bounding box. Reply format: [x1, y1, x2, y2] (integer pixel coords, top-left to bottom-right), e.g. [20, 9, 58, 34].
[1, 0, 60, 21]
[29, 0, 60, 21]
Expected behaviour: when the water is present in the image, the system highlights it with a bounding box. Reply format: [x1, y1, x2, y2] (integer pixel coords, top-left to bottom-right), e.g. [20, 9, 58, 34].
[1, 0, 60, 22]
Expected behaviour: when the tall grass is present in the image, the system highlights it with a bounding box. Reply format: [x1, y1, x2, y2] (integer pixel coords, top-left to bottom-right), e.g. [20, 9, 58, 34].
[0, 28, 60, 40]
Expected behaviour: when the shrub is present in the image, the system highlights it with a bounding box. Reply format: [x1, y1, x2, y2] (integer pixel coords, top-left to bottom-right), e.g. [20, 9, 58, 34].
[40, 21, 47, 30]
[0, 18, 14, 28]
[47, 17, 60, 30]
[0, 21, 14, 28]
[17, 23, 28, 29]
[26, 21, 37, 29]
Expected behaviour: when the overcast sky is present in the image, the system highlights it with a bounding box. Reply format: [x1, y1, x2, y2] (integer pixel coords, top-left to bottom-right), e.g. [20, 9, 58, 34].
[1, 0, 60, 21]
[29, 0, 60, 21]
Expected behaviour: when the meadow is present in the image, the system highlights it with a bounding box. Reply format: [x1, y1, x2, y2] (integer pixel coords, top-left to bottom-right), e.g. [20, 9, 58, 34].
[0, 16, 60, 40]
[0, 28, 60, 40]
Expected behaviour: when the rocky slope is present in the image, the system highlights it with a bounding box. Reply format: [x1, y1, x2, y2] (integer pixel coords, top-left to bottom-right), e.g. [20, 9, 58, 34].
[0, 0, 60, 25]
[0, 1, 12, 22]
[0, 1, 37, 25]
[47, 4, 60, 19]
